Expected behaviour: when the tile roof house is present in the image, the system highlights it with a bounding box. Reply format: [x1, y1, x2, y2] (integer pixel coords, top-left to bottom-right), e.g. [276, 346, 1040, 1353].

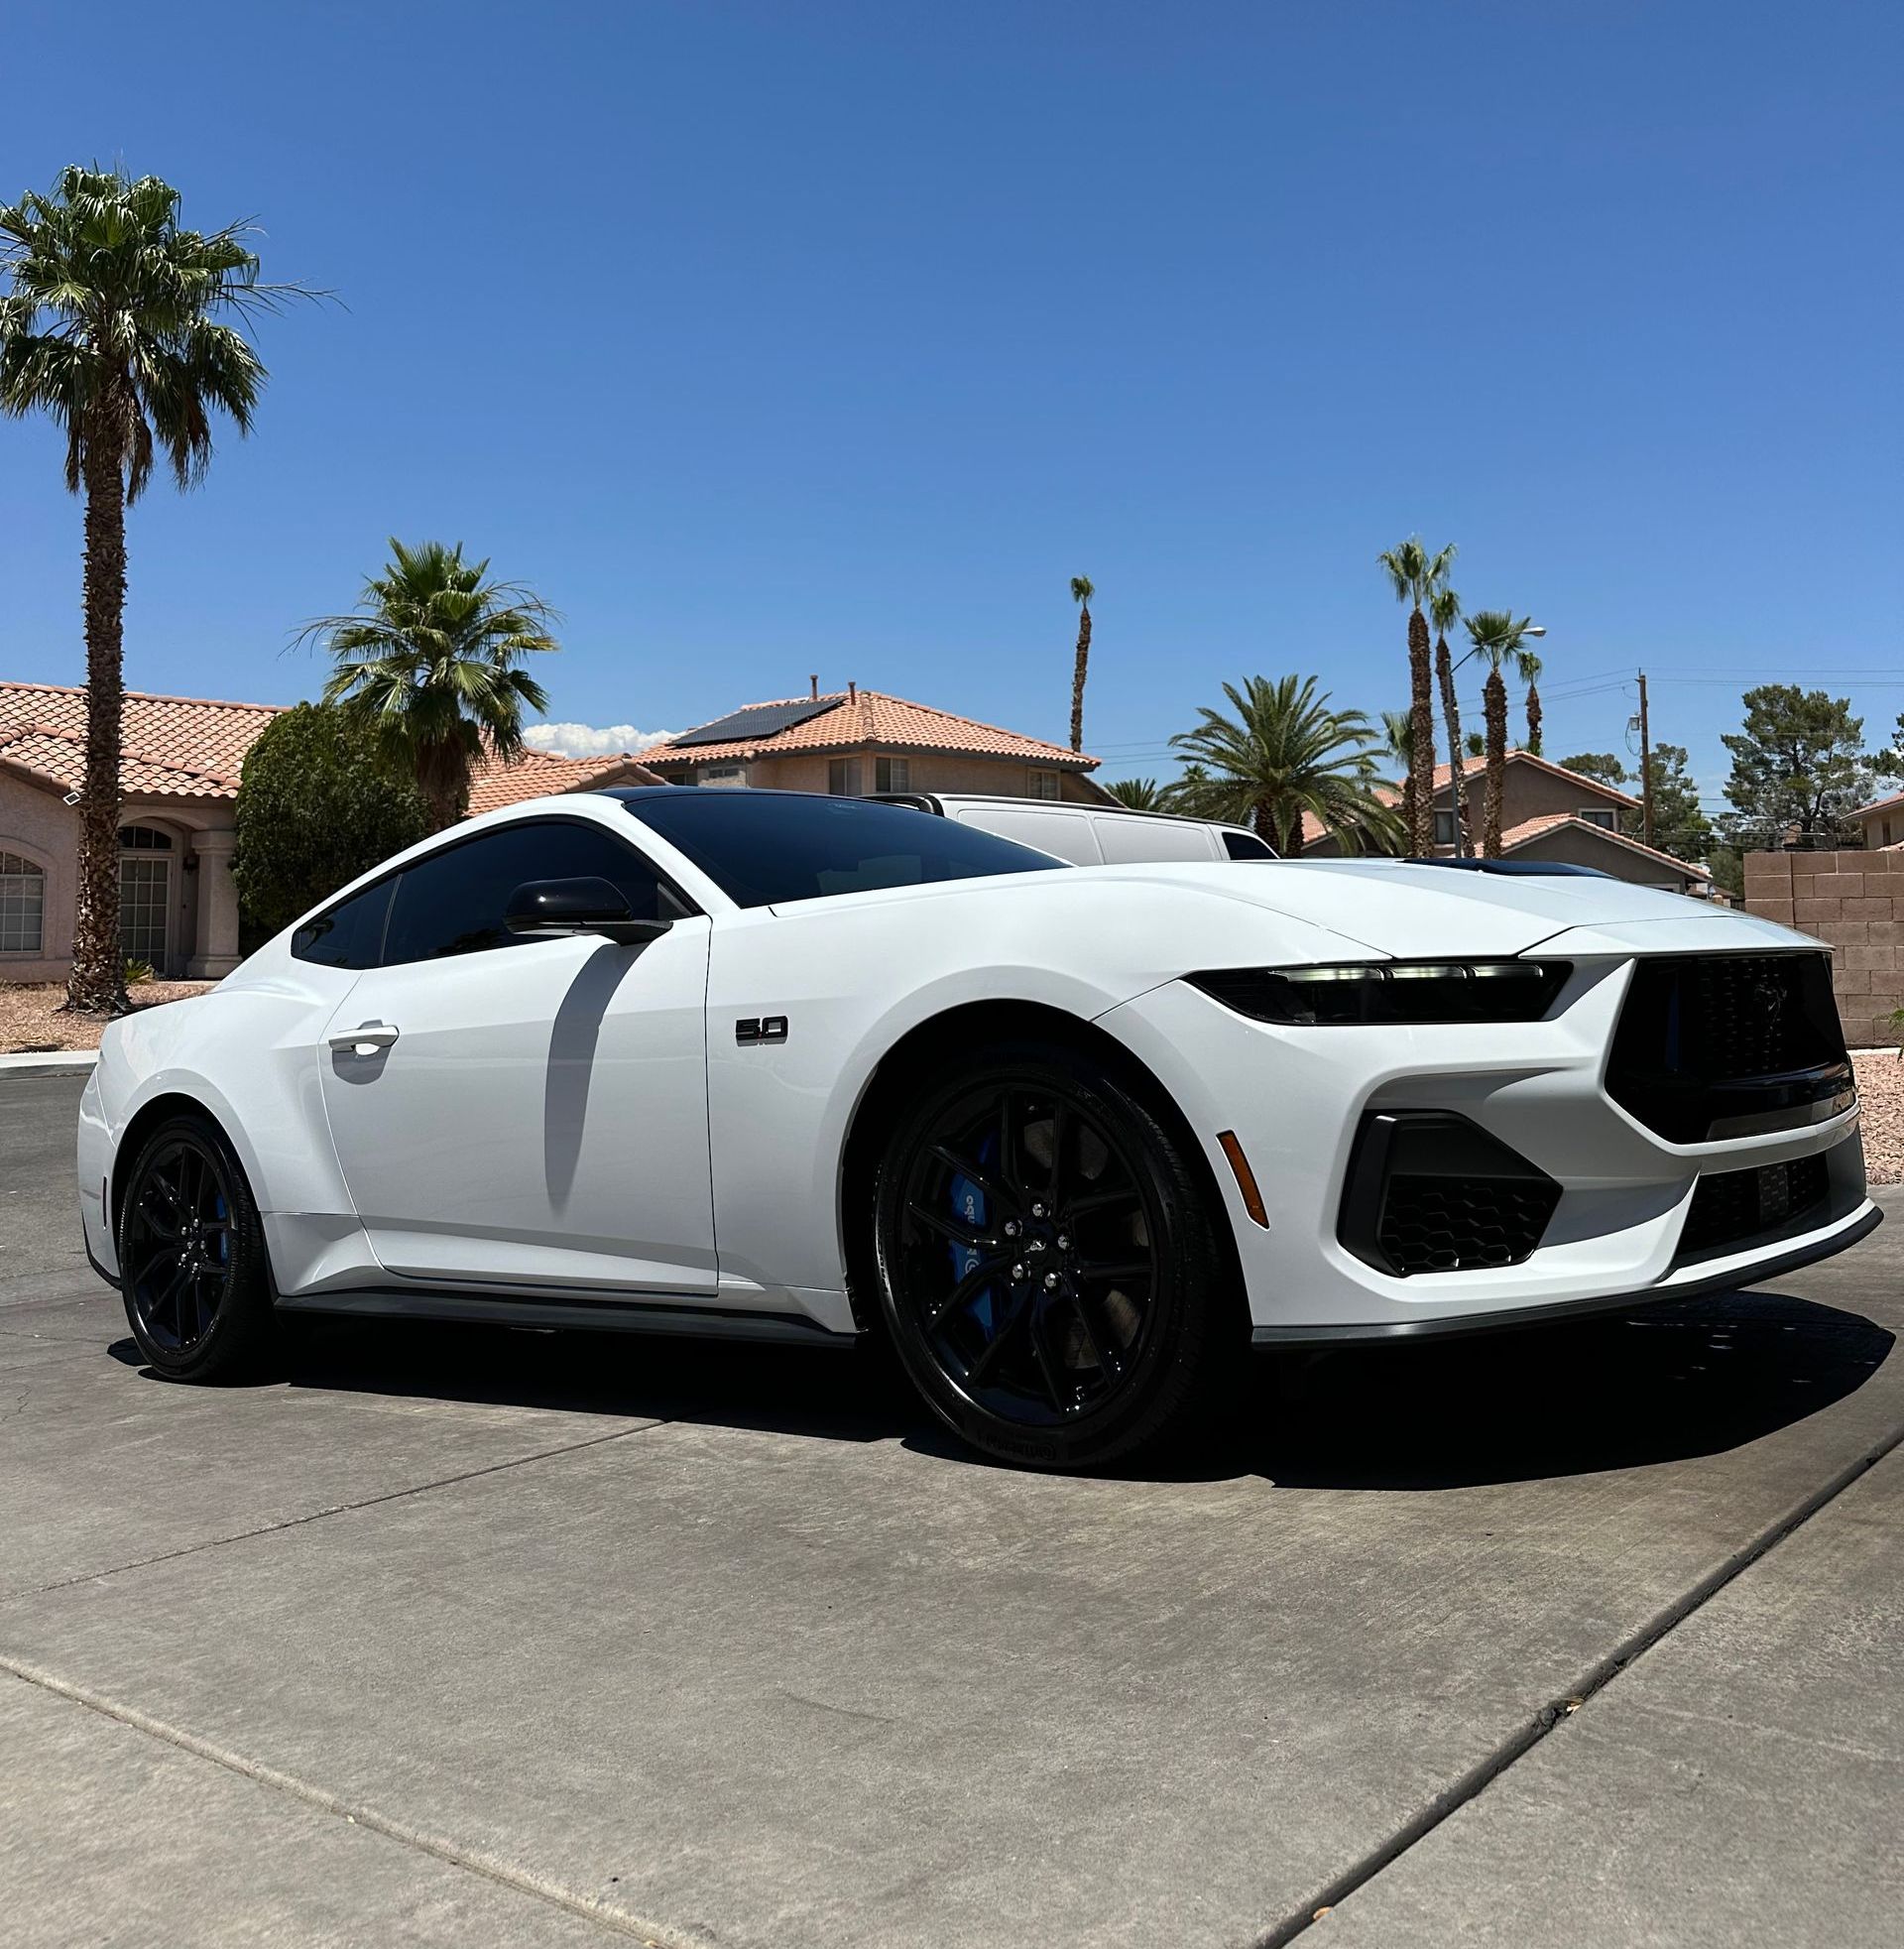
[0, 680, 659, 982]
[1848, 789, 1904, 852]
[1300, 748, 1712, 895]
[640, 683, 1110, 802]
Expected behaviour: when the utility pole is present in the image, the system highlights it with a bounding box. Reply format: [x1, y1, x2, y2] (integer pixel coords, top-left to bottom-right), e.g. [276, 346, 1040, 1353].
[1637, 670, 1654, 848]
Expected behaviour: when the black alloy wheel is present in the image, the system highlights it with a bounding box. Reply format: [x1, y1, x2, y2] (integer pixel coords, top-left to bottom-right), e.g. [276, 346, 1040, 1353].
[873, 1041, 1236, 1468]
[118, 1114, 278, 1381]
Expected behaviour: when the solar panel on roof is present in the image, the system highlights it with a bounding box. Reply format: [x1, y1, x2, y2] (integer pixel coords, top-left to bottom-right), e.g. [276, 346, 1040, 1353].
[671, 696, 845, 748]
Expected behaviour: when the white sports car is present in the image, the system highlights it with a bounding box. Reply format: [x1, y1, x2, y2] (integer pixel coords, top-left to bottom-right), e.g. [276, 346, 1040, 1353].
[79, 788, 1877, 1466]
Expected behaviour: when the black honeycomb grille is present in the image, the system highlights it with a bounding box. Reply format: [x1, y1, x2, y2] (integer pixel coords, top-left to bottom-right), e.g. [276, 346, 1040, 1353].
[1680, 1153, 1831, 1260]
[1378, 1174, 1563, 1276]
[1607, 953, 1849, 1143]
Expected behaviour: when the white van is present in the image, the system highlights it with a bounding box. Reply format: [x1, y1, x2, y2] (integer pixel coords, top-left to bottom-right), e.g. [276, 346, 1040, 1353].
[871, 792, 1276, 866]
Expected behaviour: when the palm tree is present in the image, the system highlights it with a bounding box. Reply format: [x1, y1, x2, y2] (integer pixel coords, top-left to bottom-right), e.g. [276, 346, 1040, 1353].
[1464, 610, 1542, 856]
[302, 540, 559, 830]
[1523, 653, 1545, 755]
[1068, 576, 1094, 752]
[1379, 708, 1416, 846]
[1169, 674, 1400, 854]
[1430, 582, 1468, 852]
[1377, 538, 1457, 855]
[1106, 777, 1164, 809]
[0, 168, 295, 1014]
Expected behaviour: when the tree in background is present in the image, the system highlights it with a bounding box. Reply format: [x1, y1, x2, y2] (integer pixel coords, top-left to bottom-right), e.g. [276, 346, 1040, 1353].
[231, 704, 429, 936]
[1377, 538, 1456, 855]
[1463, 610, 1542, 856]
[302, 539, 558, 830]
[1105, 777, 1163, 809]
[1430, 581, 1467, 848]
[1523, 651, 1544, 755]
[1169, 674, 1400, 854]
[1379, 709, 1417, 845]
[1559, 752, 1629, 790]
[1068, 576, 1094, 753]
[1719, 685, 1884, 854]
[0, 167, 299, 1014]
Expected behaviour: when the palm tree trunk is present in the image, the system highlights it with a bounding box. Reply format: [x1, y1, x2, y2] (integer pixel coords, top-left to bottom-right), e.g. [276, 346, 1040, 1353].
[418, 743, 469, 833]
[1069, 604, 1092, 752]
[1525, 680, 1542, 756]
[65, 416, 130, 1016]
[1483, 668, 1508, 858]
[1253, 796, 1276, 844]
[1435, 631, 1467, 854]
[1407, 605, 1435, 856]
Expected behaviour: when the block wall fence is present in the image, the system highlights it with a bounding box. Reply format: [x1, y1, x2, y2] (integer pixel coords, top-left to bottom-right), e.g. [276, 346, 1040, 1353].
[1743, 849, 1902, 1049]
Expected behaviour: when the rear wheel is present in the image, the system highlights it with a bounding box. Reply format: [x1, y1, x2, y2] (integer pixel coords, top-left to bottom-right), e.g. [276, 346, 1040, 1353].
[117, 1114, 279, 1382]
[872, 1040, 1238, 1468]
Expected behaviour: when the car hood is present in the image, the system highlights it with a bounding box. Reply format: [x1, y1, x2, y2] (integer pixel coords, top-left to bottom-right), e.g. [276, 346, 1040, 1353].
[1062, 859, 1816, 959]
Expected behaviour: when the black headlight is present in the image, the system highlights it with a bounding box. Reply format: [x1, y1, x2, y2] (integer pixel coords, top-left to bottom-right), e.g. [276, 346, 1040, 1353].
[1187, 960, 1572, 1026]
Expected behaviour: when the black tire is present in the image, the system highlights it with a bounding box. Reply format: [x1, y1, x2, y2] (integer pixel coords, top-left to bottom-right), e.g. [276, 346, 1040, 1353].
[116, 1112, 280, 1383]
[871, 1038, 1240, 1469]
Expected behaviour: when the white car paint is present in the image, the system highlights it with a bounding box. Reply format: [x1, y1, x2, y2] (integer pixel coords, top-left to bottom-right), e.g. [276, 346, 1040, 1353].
[896, 792, 1272, 865]
[79, 790, 1875, 1346]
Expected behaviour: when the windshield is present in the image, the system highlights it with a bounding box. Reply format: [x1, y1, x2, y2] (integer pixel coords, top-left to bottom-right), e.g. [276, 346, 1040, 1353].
[619, 790, 1067, 908]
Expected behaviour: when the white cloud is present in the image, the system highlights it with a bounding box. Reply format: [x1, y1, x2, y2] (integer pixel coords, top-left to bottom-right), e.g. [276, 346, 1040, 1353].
[524, 721, 678, 759]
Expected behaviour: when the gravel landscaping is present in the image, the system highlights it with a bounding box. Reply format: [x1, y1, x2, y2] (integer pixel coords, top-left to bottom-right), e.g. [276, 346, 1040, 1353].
[0, 981, 215, 1054]
[1852, 1049, 1904, 1183]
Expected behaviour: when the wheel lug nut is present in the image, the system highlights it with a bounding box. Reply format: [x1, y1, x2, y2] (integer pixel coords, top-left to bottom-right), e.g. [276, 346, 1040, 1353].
[1031, 1203, 1046, 1218]
[1004, 1220, 1019, 1238]
[1056, 1234, 1070, 1250]
[1043, 1272, 1061, 1290]
[1011, 1264, 1026, 1281]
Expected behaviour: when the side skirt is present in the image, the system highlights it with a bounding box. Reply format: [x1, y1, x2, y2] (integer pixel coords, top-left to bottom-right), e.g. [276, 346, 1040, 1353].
[276, 1286, 859, 1348]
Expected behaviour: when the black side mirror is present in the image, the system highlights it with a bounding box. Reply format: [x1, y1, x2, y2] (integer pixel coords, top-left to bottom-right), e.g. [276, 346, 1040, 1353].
[505, 877, 670, 946]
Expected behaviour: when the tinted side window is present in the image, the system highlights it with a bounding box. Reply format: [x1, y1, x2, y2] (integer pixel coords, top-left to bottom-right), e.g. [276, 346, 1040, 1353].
[1222, 830, 1276, 860]
[383, 821, 673, 966]
[292, 878, 395, 969]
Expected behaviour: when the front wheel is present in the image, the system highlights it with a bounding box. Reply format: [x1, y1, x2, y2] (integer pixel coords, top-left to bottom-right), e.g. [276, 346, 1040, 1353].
[117, 1113, 280, 1382]
[872, 1040, 1239, 1468]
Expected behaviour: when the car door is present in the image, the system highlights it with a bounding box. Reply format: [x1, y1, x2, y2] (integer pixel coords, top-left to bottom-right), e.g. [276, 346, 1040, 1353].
[315, 814, 716, 1296]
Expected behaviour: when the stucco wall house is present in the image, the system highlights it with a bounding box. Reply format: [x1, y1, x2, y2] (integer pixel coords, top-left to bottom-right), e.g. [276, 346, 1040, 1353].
[640, 684, 1110, 801]
[0, 681, 659, 984]
[1301, 749, 1713, 896]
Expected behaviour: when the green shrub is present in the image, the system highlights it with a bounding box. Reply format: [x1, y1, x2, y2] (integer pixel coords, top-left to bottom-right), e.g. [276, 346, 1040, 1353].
[232, 703, 429, 937]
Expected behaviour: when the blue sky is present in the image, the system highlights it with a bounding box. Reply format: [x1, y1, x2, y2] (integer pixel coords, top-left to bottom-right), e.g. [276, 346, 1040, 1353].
[1, 1, 1898, 800]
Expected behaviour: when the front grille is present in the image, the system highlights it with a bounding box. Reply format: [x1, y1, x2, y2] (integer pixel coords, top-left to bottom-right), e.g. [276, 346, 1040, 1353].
[1606, 953, 1851, 1143]
[1680, 1153, 1832, 1259]
[1378, 1174, 1562, 1276]
[1339, 1110, 1561, 1278]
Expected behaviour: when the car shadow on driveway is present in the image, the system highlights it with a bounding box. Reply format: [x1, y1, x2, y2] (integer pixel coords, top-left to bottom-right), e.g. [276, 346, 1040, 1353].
[112, 1288, 1894, 1489]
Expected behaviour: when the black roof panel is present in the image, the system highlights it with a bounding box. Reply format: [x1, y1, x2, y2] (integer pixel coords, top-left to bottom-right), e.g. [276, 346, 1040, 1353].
[668, 696, 845, 748]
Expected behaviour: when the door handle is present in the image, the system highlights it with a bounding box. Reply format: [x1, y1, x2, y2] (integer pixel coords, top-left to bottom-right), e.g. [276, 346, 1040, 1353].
[328, 1021, 400, 1055]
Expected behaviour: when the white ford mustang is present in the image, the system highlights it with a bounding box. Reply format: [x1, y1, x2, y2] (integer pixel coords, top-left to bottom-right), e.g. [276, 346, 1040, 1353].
[79, 788, 1877, 1466]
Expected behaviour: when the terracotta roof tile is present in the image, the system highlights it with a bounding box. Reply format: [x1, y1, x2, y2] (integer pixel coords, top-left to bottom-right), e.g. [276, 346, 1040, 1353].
[0, 682, 279, 798]
[1499, 810, 1711, 880]
[642, 689, 1096, 771]
[464, 747, 663, 815]
[1431, 749, 1639, 807]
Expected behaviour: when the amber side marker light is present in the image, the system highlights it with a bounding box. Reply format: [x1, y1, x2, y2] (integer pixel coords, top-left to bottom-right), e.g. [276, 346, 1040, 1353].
[1217, 1130, 1268, 1228]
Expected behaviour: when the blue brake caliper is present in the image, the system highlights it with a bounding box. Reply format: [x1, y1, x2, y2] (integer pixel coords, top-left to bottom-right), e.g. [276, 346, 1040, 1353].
[948, 1134, 999, 1336]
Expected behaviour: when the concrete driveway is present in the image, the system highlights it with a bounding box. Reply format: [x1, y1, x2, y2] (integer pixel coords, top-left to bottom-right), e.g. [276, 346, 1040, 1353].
[3, 1068, 1900, 1947]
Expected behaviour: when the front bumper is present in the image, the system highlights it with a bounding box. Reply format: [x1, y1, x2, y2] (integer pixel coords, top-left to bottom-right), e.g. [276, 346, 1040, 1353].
[1100, 955, 1880, 1340]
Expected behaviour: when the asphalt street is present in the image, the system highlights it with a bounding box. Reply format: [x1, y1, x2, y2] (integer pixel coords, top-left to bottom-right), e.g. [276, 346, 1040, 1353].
[2, 1067, 1899, 1947]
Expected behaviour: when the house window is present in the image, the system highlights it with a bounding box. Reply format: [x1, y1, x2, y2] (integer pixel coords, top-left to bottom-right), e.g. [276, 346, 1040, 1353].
[1434, 809, 1458, 848]
[118, 824, 173, 850]
[875, 755, 910, 793]
[697, 765, 747, 790]
[828, 758, 863, 796]
[1028, 770, 1062, 801]
[0, 850, 46, 953]
[1577, 806, 1618, 831]
[1883, 818, 1894, 846]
